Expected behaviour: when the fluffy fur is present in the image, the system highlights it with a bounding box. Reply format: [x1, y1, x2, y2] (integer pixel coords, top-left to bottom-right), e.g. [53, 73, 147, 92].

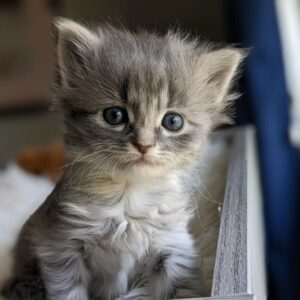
[2, 19, 244, 300]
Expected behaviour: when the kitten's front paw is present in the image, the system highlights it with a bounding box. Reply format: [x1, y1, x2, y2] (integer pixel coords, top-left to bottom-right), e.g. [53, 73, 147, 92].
[1, 275, 46, 300]
[116, 287, 151, 300]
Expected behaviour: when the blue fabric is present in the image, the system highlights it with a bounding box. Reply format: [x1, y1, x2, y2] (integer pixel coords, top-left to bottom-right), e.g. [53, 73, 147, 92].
[227, 1, 300, 299]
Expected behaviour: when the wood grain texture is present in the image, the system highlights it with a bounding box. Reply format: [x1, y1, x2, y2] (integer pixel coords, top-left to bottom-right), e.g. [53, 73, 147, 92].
[179, 293, 254, 300]
[211, 129, 247, 296]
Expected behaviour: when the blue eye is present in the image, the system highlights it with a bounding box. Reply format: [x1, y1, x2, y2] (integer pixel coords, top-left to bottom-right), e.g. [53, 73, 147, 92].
[162, 113, 184, 132]
[103, 107, 128, 125]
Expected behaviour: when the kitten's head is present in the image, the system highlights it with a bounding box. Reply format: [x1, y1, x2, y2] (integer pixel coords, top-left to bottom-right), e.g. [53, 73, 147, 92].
[53, 18, 245, 178]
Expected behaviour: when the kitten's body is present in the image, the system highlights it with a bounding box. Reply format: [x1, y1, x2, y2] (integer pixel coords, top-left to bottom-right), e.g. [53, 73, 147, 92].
[2, 19, 244, 300]
[7, 166, 199, 300]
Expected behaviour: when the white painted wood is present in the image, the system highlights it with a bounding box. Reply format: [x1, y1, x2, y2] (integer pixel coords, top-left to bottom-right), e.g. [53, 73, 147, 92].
[209, 127, 266, 300]
[178, 293, 254, 300]
[246, 128, 267, 300]
[212, 129, 248, 296]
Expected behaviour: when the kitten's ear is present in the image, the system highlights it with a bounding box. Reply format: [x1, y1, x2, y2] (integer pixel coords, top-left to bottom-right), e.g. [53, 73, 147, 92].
[198, 48, 246, 104]
[53, 17, 100, 87]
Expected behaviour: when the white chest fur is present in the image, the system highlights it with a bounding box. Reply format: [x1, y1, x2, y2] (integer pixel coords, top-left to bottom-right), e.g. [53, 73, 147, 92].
[111, 176, 190, 248]
[62, 172, 192, 250]
[61, 173, 194, 298]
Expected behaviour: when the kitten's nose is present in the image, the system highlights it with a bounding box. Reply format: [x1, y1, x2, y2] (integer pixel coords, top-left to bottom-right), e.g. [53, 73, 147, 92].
[132, 142, 152, 154]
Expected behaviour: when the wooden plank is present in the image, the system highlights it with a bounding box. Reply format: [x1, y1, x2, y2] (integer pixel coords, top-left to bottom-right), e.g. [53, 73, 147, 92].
[246, 128, 267, 300]
[178, 293, 254, 300]
[211, 129, 248, 296]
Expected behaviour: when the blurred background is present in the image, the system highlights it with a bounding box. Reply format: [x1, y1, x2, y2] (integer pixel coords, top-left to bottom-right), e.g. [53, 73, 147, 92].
[0, 0, 299, 299]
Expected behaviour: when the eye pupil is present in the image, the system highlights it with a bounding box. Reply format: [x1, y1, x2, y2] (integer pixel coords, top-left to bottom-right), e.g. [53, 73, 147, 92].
[171, 116, 179, 124]
[103, 107, 128, 125]
[112, 110, 121, 121]
[162, 113, 184, 132]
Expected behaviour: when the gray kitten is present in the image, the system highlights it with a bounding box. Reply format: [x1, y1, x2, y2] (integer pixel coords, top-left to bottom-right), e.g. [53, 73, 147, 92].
[2, 18, 244, 300]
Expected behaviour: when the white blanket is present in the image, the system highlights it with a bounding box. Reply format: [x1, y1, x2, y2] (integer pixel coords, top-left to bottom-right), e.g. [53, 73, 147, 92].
[0, 164, 54, 295]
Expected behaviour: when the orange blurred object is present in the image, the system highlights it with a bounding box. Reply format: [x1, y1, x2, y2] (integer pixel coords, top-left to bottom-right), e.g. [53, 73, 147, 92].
[16, 143, 67, 182]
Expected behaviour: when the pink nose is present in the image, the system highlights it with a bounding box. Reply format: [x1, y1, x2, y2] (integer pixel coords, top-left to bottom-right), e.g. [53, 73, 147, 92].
[132, 142, 152, 154]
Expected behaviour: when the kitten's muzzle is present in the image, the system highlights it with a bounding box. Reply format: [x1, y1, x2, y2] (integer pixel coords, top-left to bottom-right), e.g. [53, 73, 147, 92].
[131, 141, 153, 154]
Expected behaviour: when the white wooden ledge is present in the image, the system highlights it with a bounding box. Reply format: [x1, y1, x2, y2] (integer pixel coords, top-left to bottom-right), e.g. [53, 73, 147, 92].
[178, 127, 266, 300]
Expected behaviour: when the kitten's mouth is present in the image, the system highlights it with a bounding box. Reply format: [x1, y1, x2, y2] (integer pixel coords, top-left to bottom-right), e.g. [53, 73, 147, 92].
[135, 156, 154, 166]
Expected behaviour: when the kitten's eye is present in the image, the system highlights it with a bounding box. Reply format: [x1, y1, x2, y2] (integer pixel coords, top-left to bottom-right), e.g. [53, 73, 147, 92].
[162, 113, 184, 132]
[103, 107, 128, 125]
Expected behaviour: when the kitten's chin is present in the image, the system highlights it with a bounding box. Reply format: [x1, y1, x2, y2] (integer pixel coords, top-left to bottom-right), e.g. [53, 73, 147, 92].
[130, 164, 169, 178]
[118, 158, 170, 178]
[121, 154, 193, 178]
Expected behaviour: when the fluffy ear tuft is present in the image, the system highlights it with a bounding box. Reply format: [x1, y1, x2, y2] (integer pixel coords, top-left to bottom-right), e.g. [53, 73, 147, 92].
[198, 48, 246, 105]
[53, 17, 100, 88]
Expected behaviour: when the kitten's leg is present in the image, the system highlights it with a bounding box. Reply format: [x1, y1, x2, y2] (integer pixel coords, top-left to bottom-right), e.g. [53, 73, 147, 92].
[1, 274, 46, 300]
[116, 287, 149, 300]
[150, 232, 204, 300]
[1, 237, 46, 300]
[38, 246, 90, 300]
